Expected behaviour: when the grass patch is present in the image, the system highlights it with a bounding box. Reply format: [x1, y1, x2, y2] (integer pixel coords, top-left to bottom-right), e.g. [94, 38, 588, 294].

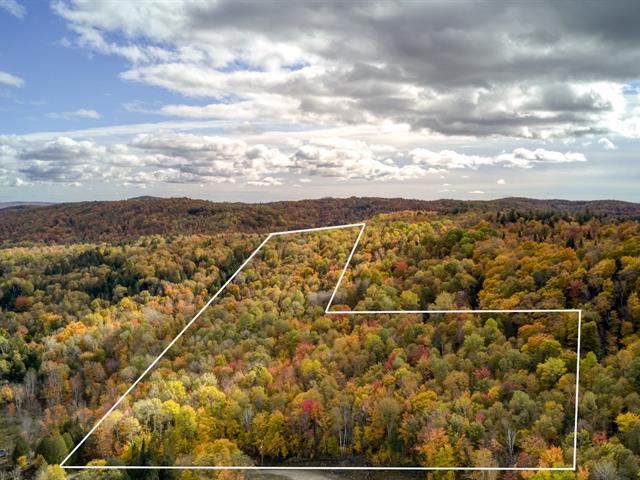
[0, 415, 22, 464]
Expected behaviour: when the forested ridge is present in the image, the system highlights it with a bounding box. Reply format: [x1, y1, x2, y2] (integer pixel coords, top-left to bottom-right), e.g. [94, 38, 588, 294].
[0, 203, 640, 479]
[1, 196, 639, 246]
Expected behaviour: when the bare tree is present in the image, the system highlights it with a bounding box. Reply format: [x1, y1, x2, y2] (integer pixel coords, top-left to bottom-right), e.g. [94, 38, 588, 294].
[591, 460, 617, 480]
[503, 422, 516, 463]
[70, 373, 82, 407]
[24, 369, 37, 408]
[242, 405, 253, 430]
[13, 385, 25, 414]
[44, 368, 64, 407]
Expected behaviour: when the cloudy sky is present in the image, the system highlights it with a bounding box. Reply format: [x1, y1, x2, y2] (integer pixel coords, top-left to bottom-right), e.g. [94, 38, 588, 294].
[1, 0, 639, 203]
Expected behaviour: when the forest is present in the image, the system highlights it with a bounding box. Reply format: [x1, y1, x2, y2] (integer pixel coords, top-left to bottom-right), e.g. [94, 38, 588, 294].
[1, 196, 639, 246]
[1, 201, 640, 480]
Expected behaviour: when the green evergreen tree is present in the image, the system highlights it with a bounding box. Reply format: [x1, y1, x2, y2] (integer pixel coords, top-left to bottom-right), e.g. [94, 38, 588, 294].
[36, 432, 70, 464]
[12, 435, 31, 463]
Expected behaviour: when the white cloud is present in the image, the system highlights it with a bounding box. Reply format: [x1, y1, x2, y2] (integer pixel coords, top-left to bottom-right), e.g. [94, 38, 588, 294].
[290, 137, 439, 181]
[50, 1, 640, 140]
[0, 70, 24, 87]
[469, 190, 485, 194]
[410, 148, 586, 169]
[0, 132, 590, 189]
[410, 149, 496, 169]
[497, 178, 506, 185]
[597, 137, 617, 150]
[0, 0, 25, 18]
[129, 132, 292, 183]
[498, 148, 587, 167]
[47, 109, 102, 120]
[247, 177, 283, 186]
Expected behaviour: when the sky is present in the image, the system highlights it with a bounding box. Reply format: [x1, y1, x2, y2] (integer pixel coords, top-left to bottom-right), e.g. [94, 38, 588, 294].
[0, 0, 639, 203]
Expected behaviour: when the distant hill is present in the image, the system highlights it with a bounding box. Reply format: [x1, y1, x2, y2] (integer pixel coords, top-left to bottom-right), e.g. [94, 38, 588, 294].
[0, 196, 638, 245]
[0, 201, 53, 209]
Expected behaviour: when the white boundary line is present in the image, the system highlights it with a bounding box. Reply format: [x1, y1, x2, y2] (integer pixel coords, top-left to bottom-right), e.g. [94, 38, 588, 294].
[61, 466, 576, 471]
[325, 223, 366, 310]
[573, 309, 582, 471]
[62, 222, 582, 472]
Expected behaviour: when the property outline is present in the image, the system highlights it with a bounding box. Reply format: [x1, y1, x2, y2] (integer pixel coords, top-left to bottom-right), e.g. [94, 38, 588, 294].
[61, 222, 583, 472]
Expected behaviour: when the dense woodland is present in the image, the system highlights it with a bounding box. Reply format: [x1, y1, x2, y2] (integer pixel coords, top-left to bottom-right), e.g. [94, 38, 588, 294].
[1, 196, 639, 246]
[1, 200, 640, 480]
